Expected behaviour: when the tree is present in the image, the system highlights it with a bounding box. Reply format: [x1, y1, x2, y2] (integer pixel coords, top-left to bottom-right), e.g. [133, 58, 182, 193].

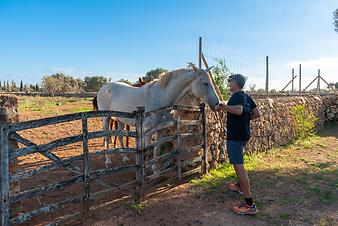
[41, 73, 84, 93]
[10, 80, 17, 92]
[248, 84, 256, 92]
[118, 78, 133, 86]
[84, 76, 110, 92]
[20, 80, 23, 91]
[327, 82, 338, 90]
[35, 83, 39, 92]
[334, 8, 338, 33]
[142, 68, 168, 82]
[211, 58, 231, 99]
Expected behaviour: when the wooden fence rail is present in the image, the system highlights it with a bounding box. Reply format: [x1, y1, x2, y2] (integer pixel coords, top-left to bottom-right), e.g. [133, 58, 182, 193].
[0, 104, 206, 225]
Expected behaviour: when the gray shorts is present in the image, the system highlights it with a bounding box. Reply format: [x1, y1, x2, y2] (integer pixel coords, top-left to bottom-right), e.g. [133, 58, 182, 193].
[226, 140, 245, 164]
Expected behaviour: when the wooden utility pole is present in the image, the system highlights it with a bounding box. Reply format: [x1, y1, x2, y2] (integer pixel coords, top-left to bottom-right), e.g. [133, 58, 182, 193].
[201, 53, 224, 101]
[291, 68, 294, 94]
[317, 69, 321, 94]
[199, 37, 202, 68]
[299, 64, 302, 94]
[265, 56, 269, 94]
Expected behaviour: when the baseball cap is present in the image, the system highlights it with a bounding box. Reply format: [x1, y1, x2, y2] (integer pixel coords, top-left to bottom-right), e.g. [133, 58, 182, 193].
[228, 74, 246, 89]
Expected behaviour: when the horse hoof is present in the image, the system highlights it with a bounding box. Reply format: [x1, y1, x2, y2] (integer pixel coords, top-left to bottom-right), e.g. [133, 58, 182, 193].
[151, 164, 159, 176]
[105, 158, 112, 168]
[122, 154, 129, 163]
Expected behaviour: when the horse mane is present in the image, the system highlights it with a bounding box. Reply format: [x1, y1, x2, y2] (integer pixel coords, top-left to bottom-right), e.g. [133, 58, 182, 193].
[158, 68, 192, 88]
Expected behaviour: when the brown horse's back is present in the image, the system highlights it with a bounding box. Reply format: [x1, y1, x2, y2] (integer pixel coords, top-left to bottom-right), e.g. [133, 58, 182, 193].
[92, 96, 98, 110]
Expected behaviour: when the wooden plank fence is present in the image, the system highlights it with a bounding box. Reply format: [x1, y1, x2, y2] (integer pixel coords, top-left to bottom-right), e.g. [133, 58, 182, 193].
[0, 104, 206, 225]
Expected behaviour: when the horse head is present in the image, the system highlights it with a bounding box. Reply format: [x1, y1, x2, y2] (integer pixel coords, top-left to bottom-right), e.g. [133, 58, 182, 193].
[189, 64, 220, 111]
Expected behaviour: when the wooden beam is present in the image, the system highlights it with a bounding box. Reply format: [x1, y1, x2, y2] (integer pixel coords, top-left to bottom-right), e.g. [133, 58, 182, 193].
[10, 155, 84, 183]
[176, 106, 182, 180]
[10, 175, 83, 203]
[9, 110, 136, 133]
[0, 122, 10, 226]
[10, 195, 83, 224]
[303, 76, 319, 91]
[202, 53, 224, 101]
[10, 134, 83, 160]
[81, 113, 90, 220]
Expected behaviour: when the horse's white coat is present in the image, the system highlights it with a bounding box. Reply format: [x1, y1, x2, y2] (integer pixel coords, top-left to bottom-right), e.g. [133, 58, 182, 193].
[96, 66, 220, 167]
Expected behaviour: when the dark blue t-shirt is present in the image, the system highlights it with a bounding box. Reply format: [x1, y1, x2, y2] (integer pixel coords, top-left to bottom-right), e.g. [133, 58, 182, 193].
[227, 91, 257, 141]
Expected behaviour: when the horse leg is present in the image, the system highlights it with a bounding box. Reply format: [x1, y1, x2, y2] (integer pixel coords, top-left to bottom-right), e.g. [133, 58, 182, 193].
[152, 131, 160, 176]
[117, 121, 129, 163]
[108, 118, 114, 144]
[103, 116, 112, 168]
[113, 119, 118, 147]
[125, 125, 129, 148]
[103, 117, 113, 145]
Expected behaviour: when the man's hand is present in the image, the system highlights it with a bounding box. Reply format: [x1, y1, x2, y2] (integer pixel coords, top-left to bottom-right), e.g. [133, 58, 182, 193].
[215, 101, 226, 111]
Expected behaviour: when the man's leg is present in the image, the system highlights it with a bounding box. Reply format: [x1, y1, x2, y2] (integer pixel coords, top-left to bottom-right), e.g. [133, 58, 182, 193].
[226, 141, 257, 214]
[233, 164, 251, 198]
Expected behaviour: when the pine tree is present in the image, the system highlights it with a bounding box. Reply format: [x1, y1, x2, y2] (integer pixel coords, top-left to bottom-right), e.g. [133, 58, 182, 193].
[20, 80, 23, 91]
[11, 80, 16, 92]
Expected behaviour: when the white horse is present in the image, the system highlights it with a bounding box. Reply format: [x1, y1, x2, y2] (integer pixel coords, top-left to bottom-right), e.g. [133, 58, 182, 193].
[96, 64, 220, 168]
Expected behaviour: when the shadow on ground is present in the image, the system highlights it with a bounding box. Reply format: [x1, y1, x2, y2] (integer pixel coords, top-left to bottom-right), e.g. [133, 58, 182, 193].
[86, 134, 337, 226]
[318, 122, 338, 138]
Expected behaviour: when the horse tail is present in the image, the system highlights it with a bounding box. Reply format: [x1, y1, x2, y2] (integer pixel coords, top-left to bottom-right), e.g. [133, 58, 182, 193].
[93, 96, 98, 111]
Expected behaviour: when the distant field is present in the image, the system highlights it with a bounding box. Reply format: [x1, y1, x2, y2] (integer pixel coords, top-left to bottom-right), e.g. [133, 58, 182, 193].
[18, 96, 93, 117]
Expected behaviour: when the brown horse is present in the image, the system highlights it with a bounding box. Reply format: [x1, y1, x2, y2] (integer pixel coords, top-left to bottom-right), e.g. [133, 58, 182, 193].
[92, 77, 149, 148]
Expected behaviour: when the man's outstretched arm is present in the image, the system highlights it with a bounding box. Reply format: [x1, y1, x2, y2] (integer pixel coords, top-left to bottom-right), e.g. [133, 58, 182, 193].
[216, 102, 243, 116]
[251, 108, 260, 120]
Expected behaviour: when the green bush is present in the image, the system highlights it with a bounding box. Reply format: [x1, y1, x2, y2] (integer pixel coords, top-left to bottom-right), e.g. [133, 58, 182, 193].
[211, 58, 231, 100]
[291, 104, 318, 139]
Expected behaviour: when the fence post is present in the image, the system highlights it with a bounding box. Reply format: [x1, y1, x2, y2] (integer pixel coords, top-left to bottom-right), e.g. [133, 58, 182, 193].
[199, 37, 202, 68]
[291, 68, 294, 94]
[135, 107, 145, 203]
[0, 121, 10, 226]
[176, 106, 182, 180]
[200, 103, 208, 174]
[317, 69, 321, 95]
[265, 56, 269, 95]
[81, 113, 90, 221]
[299, 64, 302, 94]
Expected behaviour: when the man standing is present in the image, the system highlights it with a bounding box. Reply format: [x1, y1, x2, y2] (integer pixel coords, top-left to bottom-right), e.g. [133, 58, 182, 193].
[215, 74, 260, 215]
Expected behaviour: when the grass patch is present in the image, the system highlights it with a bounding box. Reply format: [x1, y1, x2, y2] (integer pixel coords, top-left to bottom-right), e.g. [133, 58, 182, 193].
[18, 96, 92, 115]
[190, 135, 337, 206]
[130, 203, 144, 213]
[70, 107, 92, 113]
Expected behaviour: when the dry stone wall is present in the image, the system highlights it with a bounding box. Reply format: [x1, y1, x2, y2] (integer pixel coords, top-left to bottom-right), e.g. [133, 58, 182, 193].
[204, 94, 338, 168]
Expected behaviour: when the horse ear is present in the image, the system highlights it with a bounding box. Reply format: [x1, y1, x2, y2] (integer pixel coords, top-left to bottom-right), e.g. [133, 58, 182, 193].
[205, 66, 214, 73]
[188, 62, 199, 74]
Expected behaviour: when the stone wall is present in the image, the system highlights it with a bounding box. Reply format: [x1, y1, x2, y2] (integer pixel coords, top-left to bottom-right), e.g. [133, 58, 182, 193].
[204, 94, 338, 168]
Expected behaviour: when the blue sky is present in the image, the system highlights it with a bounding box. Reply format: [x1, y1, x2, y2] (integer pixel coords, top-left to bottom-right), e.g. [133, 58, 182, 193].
[0, 0, 337, 89]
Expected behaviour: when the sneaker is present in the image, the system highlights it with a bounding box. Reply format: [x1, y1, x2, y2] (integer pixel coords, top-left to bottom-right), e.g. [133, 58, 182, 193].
[231, 202, 258, 215]
[228, 181, 244, 195]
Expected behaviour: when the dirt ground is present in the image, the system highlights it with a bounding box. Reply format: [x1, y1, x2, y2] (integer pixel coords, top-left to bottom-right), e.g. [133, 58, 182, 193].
[87, 127, 338, 226]
[13, 97, 200, 225]
[14, 98, 141, 225]
[12, 97, 338, 225]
